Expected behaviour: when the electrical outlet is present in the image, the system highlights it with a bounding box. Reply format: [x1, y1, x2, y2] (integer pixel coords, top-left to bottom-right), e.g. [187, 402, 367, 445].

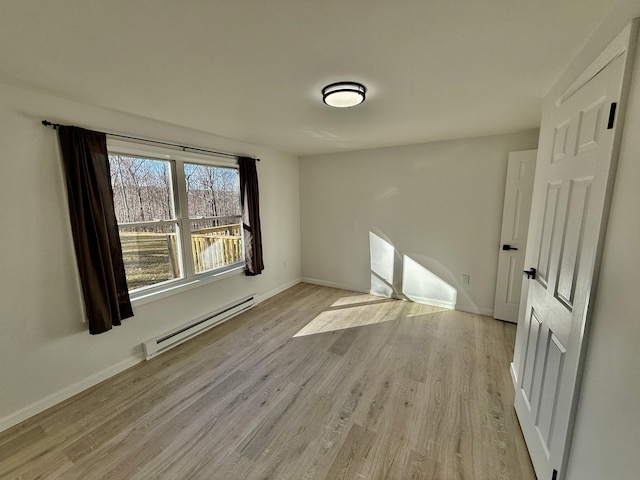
[462, 274, 470, 285]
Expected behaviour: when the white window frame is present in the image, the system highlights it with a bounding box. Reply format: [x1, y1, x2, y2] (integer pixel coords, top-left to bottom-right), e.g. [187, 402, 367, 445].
[107, 139, 245, 305]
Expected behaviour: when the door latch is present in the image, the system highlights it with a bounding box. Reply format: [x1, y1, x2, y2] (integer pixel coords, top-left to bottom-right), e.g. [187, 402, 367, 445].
[502, 244, 518, 251]
[523, 267, 536, 280]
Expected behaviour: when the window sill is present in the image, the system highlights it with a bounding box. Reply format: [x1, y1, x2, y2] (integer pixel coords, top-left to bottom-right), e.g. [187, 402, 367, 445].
[130, 265, 245, 308]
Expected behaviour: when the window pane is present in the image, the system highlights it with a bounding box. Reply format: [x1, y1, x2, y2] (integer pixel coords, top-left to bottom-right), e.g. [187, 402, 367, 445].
[183, 163, 240, 219]
[190, 218, 243, 274]
[109, 154, 175, 222]
[119, 224, 181, 290]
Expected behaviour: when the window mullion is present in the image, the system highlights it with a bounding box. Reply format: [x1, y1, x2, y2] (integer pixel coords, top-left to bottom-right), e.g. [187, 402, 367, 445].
[173, 159, 195, 279]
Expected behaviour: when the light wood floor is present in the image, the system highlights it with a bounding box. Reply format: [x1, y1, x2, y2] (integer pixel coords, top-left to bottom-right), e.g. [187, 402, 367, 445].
[0, 283, 535, 480]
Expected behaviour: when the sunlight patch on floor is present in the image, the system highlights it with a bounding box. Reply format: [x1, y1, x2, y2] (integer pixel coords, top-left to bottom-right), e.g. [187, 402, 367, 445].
[403, 301, 449, 318]
[294, 301, 400, 337]
[330, 293, 394, 307]
[294, 294, 449, 338]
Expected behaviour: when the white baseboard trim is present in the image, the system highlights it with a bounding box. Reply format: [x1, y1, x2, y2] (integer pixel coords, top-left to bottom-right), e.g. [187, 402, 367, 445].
[255, 278, 302, 304]
[301, 277, 370, 294]
[370, 290, 404, 301]
[0, 354, 144, 433]
[0, 278, 304, 434]
[510, 362, 518, 388]
[303, 278, 495, 316]
[404, 295, 456, 310]
[455, 303, 494, 317]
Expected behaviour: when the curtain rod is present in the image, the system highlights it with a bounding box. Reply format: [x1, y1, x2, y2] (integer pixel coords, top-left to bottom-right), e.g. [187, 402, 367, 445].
[41, 120, 259, 161]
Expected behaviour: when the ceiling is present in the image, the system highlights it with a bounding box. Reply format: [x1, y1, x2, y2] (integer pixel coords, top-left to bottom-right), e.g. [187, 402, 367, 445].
[0, 0, 621, 156]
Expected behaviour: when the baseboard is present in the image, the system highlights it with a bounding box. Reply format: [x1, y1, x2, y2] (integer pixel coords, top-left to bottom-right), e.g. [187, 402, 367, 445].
[301, 277, 370, 294]
[255, 278, 302, 304]
[370, 290, 404, 301]
[0, 277, 304, 434]
[0, 354, 144, 433]
[404, 295, 456, 310]
[303, 278, 496, 316]
[455, 303, 494, 317]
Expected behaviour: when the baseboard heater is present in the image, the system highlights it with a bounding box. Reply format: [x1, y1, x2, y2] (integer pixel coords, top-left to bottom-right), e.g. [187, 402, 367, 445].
[142, 295, 255, 360]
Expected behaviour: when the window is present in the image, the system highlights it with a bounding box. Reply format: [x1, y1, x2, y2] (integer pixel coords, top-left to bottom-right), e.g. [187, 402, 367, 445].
[108, 140, 244, 296]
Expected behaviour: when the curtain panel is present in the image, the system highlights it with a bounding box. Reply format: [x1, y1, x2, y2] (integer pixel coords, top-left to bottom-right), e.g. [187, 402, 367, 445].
[239, 156, 264, 275]
[57, 126, 133, 334]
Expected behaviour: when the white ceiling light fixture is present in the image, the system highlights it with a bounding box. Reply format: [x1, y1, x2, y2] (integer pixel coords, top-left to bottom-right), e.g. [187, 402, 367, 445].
[322, 81, 366, 108]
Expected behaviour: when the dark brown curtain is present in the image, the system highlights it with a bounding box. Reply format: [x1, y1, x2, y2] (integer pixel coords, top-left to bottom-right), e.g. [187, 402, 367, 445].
[58, 126, 133, 334]
[239, 156, 264, 275]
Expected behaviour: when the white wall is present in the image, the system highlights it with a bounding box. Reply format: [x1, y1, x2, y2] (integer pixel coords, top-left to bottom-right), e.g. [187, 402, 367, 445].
[0, 83, 301, 431]
[300, 131, 539, 315]
[561, 5, 640, 479]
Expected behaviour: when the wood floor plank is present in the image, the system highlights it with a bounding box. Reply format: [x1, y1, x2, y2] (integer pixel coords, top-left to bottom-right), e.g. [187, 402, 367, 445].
[0, 283, 536, 480]
[320, 423, 375, 480]
[358, 376, 423, 480]
[239, 393, 334, 480]
[327, 328, 358, 356]
[405, 449, 442, 480]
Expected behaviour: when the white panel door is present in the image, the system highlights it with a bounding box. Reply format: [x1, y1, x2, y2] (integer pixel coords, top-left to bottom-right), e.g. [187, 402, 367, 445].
[514, 35, 634, 480]
[494, 150, 536, 323]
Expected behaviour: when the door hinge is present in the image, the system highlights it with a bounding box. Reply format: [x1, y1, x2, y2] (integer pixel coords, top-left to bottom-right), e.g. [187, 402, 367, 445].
[552, 468, 558, 480]
[607, 102, 617, 129]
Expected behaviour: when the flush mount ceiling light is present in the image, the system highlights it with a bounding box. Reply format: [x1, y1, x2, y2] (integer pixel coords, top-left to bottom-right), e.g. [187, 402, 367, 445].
[322, 81, 366, 108]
